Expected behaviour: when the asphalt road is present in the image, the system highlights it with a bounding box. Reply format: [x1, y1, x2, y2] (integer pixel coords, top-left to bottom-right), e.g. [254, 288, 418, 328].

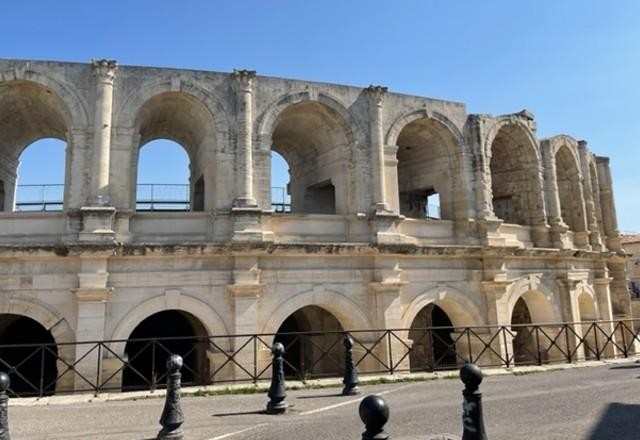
[9, 362, 640, 440]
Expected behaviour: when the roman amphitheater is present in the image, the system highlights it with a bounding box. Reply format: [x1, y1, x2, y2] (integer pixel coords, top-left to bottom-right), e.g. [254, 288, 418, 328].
[0, 59, 632, 395]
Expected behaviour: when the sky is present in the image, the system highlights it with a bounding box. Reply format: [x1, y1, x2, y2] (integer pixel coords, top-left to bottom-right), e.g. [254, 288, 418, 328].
[4, 1, 640, 231]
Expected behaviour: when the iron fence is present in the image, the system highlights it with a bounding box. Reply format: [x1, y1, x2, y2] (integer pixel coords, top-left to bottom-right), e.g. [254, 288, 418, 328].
[0, 319, 638, 398]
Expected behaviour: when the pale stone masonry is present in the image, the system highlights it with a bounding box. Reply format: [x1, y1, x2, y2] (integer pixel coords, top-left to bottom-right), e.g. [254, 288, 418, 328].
[0, 59, 632, 391]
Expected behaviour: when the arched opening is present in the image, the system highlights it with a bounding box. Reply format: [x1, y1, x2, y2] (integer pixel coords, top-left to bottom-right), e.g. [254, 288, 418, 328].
[271, 150, 291, 213]
[396, 118, 460, 220]
[408, 303, 456, 371]
[273, 305, 344, 379]
[0, 81, 70, 212]
[136, 139, 190, 211]
[490, 124, 541, 225]
[15, 138, 66, 211]
[0, 314, 58, 396]
[555, 146, 584, 231]
[270, 101, 352, 215]
[577, 293, 598, 360]
[133, 92, 217, 212]
[122, 310, 208, 390]
[510, 297, 535, 365]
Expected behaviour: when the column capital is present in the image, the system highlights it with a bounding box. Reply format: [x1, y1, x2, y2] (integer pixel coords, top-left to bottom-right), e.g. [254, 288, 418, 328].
[231, 69, 256, 92]
[91, 59, 117, 83]
[365, 85, 388, 107]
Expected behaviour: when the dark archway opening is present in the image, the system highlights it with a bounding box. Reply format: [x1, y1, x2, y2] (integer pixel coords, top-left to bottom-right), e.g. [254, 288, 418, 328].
[123, 310, 208, 390]
[510, 298, 536, 365]
[274, 306, 344, 379]
[408, 304, 457, 371]
[0, 314, 58, 396]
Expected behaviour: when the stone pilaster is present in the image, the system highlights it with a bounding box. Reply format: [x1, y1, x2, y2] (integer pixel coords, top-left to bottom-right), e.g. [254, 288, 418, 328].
[365, 85, 391, 214]
[0, 156, 18, 212]
[541, 140, 568, 248]
[596, 157, 621, 251]
[226, 257, 264, 381]
[578, 141, 603, 250]
[73, 258, 112, 391]
[89, 59, 117, 206]
[232, 69, 257, 208]
[480, 279, 512, 365]
[467, 115, 502, 245]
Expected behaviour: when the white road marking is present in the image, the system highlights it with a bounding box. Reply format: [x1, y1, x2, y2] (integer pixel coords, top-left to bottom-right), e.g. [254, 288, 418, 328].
[299, 383, 415, 416]
[206, 383, 415, 439]
[206, 424, 267, 440]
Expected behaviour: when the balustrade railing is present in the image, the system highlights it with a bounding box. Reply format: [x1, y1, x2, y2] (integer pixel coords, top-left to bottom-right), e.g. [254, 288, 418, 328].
[0, 319, 638, 398]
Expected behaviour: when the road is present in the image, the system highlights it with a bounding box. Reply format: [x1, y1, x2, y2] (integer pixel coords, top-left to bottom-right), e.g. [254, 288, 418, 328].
[9, 362, 640, 439]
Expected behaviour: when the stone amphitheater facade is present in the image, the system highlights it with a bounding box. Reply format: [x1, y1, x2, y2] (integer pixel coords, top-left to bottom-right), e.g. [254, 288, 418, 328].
[0, 59, 630, 392]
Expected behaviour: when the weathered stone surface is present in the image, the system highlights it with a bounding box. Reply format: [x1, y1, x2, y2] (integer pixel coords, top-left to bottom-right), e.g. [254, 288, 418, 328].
[0, 59, 630, 392]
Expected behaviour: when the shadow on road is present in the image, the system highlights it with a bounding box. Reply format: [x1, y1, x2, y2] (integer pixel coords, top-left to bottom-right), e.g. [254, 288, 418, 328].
[587, 402, 640, 440]
[297, 393, 345, 399]
[608, 363, 640, 370]
[212, 409, 267, 417]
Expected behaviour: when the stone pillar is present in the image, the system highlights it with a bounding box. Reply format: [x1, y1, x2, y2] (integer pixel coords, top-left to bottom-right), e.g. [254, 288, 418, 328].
[540, 140, 567, 248]
[65, 128, 92, 211]
[369, 281, 408, 373]
[73, 257, 112, 392]
[365, 85, 391, 214]
[578, 141, 603, 250]
[555, 278, 584, 361]
[594, 273, 618, 358]
[226, 257, 263, 381]
[529, 161, 551, 248]
[232, 70, 257, 208]
[0, 156, 18, 212]
[90, 59, 117, 206]
[467, 115, 502, 246]
[481, 279, 513, 365]
[596, 157, 621, 251]
[370, 260, 408, 372]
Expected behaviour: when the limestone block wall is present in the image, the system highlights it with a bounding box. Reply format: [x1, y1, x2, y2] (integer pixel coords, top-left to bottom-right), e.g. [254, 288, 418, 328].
[0, 58, 632, 391]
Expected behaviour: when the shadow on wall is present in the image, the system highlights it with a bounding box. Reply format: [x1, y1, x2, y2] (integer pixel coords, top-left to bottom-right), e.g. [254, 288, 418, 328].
[587, 402, 640, 440]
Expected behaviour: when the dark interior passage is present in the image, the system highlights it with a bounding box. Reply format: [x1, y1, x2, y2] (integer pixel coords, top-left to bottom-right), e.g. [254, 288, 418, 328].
[511, 297, 536, 365]
[408, 304, 457, 371]
[0, 314, 58, 396]
[123, 310, 208, 390]
[274, 306, 344, 379]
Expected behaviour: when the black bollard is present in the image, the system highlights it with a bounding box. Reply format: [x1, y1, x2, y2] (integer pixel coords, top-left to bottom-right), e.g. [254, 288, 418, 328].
[157, 355, 184, 440]
[359, 394, 390, 440]
[342, 334, 360, 395]
[460, 363, 487, 440]
[0, 372, 9, 440]
[266, 342, 288, 414]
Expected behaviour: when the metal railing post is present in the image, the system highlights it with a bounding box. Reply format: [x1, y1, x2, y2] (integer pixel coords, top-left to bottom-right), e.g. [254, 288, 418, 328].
[96, 343, 103, 395]
[535, 326, 542, 366]
[387, 331, 394, 374]
[564, 324, 572, 363]
[502, 326, 510, 368]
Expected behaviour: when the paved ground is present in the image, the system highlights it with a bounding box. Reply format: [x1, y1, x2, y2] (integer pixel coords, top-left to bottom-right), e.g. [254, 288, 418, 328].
[8, 361, 640, 439]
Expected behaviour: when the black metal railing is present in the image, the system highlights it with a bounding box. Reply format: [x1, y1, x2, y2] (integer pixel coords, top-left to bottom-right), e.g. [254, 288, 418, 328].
[1, 319, 638, 398]
[15, 184, 64, 211]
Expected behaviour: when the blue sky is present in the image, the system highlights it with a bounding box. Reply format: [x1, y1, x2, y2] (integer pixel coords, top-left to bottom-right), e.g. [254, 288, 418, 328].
[5, 1, 640, 231]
